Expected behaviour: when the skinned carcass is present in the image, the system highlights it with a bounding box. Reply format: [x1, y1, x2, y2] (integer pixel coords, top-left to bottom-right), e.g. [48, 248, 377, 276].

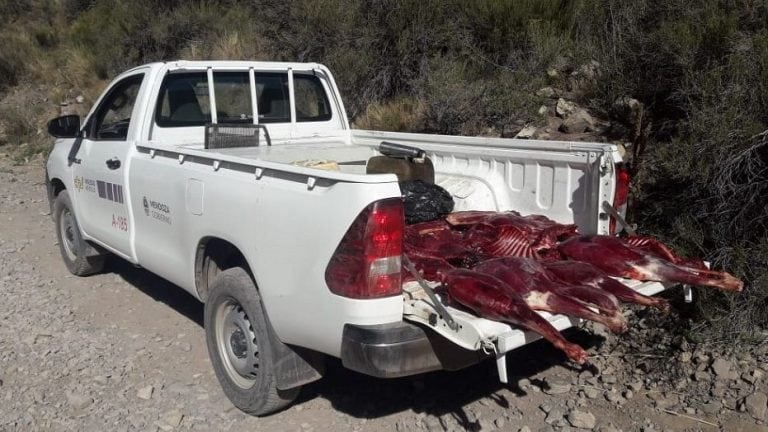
[436, 268, 588, 364]
[558, 235, 743, 292]
[445, 211, 577, 260]
[474, 257, 628, 334]
[542, 260, 671, 312]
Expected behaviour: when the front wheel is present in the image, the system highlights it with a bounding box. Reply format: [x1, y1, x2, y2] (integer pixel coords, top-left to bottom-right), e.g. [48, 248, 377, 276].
[204, 267, 299, 416]
[53, 190, 105, 276]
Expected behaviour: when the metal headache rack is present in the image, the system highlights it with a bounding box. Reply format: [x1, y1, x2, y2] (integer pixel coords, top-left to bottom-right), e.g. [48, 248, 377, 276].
[204, 123, 272, 149]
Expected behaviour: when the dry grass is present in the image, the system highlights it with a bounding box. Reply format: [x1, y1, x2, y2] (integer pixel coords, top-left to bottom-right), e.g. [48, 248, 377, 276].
[354, 98, 426, 132]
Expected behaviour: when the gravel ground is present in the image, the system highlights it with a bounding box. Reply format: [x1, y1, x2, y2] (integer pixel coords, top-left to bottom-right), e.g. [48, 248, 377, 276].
[1, 156, 766, 432]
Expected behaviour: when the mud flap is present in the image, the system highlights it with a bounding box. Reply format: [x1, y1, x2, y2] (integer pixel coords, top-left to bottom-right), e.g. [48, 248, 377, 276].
[263, 308, 325, 390]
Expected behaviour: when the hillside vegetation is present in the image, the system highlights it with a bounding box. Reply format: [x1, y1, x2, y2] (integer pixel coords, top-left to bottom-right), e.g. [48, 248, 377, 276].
[1, 0, 766, 340]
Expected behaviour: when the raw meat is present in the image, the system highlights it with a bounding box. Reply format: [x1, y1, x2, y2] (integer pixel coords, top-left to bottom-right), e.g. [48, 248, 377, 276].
[623, 235, 707, 270]
[404, 220, 481, 267]
[437, 268, 588, 364]
[543, 260, 670, 312]
[474, 258, 628, 334]
[446, 211, 577, 259]
[558, 236, 743, 292]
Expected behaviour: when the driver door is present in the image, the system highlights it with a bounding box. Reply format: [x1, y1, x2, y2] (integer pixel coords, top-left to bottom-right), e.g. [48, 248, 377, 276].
[72, 73, 145, 259]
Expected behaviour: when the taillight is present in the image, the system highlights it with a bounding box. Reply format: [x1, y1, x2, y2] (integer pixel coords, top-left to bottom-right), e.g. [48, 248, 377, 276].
[609, 163, 631, 234]
[325, 198, 404, 299]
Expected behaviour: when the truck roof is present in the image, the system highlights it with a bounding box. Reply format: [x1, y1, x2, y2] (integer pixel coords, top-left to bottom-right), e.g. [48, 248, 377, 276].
[124, 60, 326, 75]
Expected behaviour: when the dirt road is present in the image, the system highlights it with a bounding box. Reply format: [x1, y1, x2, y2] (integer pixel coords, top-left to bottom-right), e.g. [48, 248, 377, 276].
[1, 157, 766, 431]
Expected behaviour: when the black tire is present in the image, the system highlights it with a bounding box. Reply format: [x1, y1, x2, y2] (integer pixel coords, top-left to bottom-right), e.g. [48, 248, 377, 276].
[204, 267, 300, 416]
[53, 190, 105, 276]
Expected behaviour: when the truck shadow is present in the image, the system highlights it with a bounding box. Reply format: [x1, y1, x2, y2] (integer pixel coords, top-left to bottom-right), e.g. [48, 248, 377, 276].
[105, 256, 605, 428]
[297, 330, 602, 429]
[107, 257, 204, 327]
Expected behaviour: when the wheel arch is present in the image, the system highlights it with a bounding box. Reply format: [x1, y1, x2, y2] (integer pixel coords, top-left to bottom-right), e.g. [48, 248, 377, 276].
[197, 236, 326, 391]
[194, 236, 253, 302]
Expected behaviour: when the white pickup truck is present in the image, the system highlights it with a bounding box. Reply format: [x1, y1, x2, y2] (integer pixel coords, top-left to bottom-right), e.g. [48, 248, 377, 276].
[45, 60, 666, 415]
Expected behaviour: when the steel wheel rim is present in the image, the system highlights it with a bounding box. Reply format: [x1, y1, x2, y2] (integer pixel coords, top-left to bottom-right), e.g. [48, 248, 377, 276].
[59, 208, 78, 261]
[214, 299, 259, 389]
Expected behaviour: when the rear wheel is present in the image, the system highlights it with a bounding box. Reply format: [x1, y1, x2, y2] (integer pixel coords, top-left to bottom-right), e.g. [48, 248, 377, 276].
[205, 267, 299, 415]
[53, 190, 105, 276]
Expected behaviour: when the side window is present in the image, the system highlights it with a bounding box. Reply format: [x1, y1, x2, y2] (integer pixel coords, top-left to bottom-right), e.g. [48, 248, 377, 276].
[155, 73, 211, 127]
[90, 74, 144, 140]
[213, 72, 253, 123]
[294, 74, 332, 122]
[255, 73, 290, 123]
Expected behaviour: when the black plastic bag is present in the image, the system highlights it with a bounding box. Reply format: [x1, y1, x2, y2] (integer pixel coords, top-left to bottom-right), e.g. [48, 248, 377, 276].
[400, 180, 454, 224]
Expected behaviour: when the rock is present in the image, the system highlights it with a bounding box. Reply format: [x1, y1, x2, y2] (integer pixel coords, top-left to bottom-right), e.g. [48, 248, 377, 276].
[623, 390, 634, 400]
[576, 60, 600, 80]
[694, 371, 711, 382]
[556, 98, 577, 117]
[516, 125, 537, 139]
[538, 105, 549, 116]
[584, 387, 600, 399]
[537, 87, 558, 99]
[560, 109, 595, 133]
[680, 352, 692, 363]
[742, 369, 764, 384]
[711, 358, 735, 380]
[567, 409, 596, 429]
[547, 68, 559, 78]
[605, 390, 625, 405]
[66, 392, 93, 411]
[137, 385, 154, 400]
[159, 410, 183, 429]
[495, 417, 506, 429]
[700, 401, 722, 415]
[543, 378, 572, 395]
[744, 392, 768, 420]
[75, 95, 85, 104]
[545, 408, 564, 424]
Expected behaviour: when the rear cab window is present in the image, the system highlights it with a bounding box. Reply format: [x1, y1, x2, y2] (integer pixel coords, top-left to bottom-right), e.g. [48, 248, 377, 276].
[154, 69, 335, 129]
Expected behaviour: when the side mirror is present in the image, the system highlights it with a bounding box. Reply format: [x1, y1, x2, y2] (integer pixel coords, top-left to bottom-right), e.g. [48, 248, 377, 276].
[48, 115, 81, 138]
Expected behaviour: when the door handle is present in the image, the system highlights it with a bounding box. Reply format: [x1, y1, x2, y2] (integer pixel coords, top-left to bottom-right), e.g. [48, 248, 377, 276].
[106, 157, 121, 170]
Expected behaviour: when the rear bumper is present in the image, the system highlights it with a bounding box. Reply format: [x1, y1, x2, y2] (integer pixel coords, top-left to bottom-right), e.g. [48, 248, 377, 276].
[340, 322, 486, 378]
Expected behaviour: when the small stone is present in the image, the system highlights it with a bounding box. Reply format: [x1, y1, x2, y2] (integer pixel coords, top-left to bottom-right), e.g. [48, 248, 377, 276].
[495, 417, 506, 429]
[137, 385, 154, 400]
[545, 408, 564, 424]
[160, 410, 183, 429]
[744, 392, 768, 421]
[711, 358, 735, 379]
[516, 125, 537, 139]
[700, 401, 722, 415]
[66, 392, 93, 411]
[543, 378, 571, 395]
[680, 352, 692, 363]
[537, 105, 549, 116]
[556, 98, 577, 117]
[560, 109, 595, 133]
[605, 390, 624, 404]
[623, 390, 634, 400]
[694, 371, 711, 382]
[567, 409, 596, 429]
[75, 95, 85, 104]
[537, 87, 557, 99]
[584, 387, 600, 399]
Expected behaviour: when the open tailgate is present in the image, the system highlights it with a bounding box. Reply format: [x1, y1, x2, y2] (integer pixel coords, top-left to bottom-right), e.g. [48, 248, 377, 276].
[402, 279, 686, 383]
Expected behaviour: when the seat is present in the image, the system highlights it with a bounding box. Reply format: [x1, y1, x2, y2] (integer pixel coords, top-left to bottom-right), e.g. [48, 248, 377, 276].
[167, 80, 206, 123]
